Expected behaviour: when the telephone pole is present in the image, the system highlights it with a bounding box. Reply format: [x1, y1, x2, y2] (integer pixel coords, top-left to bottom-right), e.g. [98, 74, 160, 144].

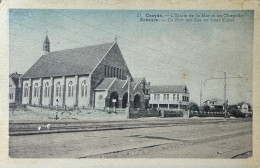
[224, 72, 227, 119]
[200, 81, 202, 107]
[203, 72, 244, 120]
[127, 75, 131, 108]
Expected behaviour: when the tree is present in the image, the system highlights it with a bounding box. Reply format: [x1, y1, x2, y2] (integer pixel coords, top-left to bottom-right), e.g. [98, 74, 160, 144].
[187, 102, 199, 112]
[202, 104, 211, 112]
[247, 103, 253, 112]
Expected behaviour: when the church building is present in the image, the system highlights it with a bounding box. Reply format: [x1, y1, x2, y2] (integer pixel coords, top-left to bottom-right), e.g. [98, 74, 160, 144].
[20, 36, 150, 109]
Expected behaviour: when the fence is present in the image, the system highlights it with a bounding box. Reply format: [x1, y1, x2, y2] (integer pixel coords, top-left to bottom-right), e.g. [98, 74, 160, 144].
[190, 111, 226, 117]
[129, 108, 159, 118]
[161, 109, 184, 117]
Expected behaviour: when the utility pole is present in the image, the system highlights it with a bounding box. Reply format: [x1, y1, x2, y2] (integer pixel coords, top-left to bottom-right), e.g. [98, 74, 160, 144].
[224, 72, 227, 119]
[203, 72, 244, 120]
[56, 99, 59, 120]
[127, 75, 131, 108]
[200, 81, 202, 107]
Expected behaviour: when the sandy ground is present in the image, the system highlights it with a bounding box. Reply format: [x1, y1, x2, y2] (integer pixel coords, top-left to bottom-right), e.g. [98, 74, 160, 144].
[9, 118, 252, 158]
[9, 106, 128, 121]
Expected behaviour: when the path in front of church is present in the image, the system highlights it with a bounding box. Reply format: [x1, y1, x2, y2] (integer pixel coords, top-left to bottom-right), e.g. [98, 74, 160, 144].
[9, 118, 252, 158]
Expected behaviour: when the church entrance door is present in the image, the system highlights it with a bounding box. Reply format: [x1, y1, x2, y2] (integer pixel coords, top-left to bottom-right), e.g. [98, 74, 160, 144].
[134, 94, 141, 108]
[122, 93, 128, 108]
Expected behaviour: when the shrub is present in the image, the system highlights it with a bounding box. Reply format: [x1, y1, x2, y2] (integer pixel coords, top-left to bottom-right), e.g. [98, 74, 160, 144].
[229, 108, 246, 118]
[202, 105, 211, 112]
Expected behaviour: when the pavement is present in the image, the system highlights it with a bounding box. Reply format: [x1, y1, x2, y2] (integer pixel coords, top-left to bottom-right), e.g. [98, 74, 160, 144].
[9, 117, 252, 158]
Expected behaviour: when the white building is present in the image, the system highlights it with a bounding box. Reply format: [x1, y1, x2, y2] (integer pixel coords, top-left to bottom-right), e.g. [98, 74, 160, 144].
[203, 97, 224, 111]
[149, 85, 190, 109]
[9, 72, 22, 104]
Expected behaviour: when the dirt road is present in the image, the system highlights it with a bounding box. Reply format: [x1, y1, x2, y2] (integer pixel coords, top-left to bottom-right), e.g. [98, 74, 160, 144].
[9, 118, 252, 158]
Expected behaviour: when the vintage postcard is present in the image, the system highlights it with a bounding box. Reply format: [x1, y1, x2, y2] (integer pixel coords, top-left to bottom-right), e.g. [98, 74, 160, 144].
[1, 0, 260, 168]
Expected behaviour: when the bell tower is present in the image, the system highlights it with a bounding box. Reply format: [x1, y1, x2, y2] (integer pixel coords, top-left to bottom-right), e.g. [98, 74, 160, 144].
[43, 32, 50, 54]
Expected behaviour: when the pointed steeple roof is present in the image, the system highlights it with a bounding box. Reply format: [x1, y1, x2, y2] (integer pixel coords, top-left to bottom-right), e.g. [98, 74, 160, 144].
[44, 35, 49, 43]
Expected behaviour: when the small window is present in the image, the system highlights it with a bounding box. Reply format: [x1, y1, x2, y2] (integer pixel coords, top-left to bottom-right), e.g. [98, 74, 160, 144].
[157, 94, 160, 100]
[81, 80, 87, 97]
[122, 69, 124, 79]
[9, 93, 13, 99]
[44, 82, 50, 97]
[117, 68, 119, 78]
[177, 94, 179, 101]
[34, 83, 39, 97]
[56, 82, 61, 97]
[104, 65, 107, 77]
[24, 83, 29, 97]
[163, 94, 166, 100]
[110, 66, 113, 77]
[114, 67, 116, 77]
[68, 81, 73, 97]
[119, 69, 122, 79]
[99, 95, 103, 100]
[108, 66, 110, 77]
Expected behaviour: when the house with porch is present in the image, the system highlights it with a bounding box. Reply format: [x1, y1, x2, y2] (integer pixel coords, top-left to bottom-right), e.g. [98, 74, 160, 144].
[149, 85, 190, 109]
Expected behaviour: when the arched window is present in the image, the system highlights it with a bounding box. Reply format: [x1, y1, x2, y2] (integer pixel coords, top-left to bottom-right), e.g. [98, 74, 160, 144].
[108, 66, 110, 77]
[114, 67, 116, 77]
[117, 68, 119, 78]
[56, 82, 61, 97]
[110, 66, 113, 77]
[104, 65, 107, 77]
[68, 81, 74, 97]
[81, 80, 87, 97]
[122, 69, 124, 79]
[44, 82, 50, 97]
[24, 83, 29, 97]
[119, 69, 122, 79]
[34, 83, 39, 97]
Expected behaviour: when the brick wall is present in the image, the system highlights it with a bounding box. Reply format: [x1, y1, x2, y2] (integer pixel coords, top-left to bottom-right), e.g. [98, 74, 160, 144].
[91, 43, 132, 107]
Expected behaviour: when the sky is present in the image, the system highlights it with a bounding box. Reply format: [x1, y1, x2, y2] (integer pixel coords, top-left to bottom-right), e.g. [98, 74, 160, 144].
[9, 9, 254, 105]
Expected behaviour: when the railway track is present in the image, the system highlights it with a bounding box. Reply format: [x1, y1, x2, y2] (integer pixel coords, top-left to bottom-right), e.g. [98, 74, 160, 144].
[9, 118, 252, 136]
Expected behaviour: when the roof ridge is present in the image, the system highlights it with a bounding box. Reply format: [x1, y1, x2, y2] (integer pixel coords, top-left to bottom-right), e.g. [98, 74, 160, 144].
[151, 85, 185, 86]
[44, 42, 114, 55]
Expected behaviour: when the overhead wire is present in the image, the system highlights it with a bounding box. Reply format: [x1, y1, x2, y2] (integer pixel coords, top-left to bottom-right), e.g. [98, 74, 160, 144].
[10, 10, 223, 79]
[9, 10, 250, 86]
[51, 9, 244, 77]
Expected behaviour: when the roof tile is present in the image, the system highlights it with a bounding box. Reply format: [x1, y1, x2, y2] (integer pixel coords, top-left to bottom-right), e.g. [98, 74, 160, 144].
[150, 85, 189, 94]
[22, 42, 114, 78]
